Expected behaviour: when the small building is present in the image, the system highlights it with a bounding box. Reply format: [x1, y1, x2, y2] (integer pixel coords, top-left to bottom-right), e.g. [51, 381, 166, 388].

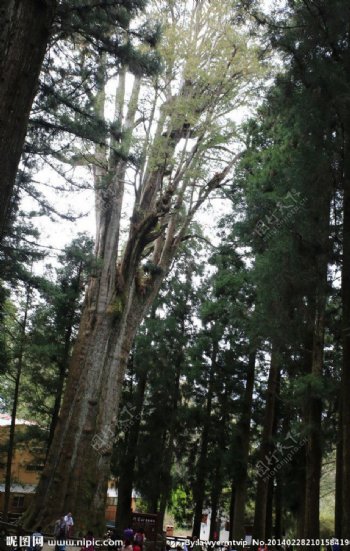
[0, 414, 44, 518]
[106, 479, 139, 522]
[0, 414, 138, 521]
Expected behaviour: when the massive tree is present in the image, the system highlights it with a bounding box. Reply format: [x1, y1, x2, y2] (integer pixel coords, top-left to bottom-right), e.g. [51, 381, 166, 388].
[24, 0, 259, 532]
[0, 0, 56, 242]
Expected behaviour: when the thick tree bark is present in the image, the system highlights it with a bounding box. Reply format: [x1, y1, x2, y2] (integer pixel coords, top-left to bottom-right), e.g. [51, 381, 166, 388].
[232, 350, 256, 540]
[0, 0, 55, 241]
[23, 268, 168, 534]
[253, 348, 280, 541]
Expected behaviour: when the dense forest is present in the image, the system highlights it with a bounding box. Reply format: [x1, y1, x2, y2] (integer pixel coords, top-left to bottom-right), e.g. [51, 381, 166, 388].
[0, 0, 350, 547]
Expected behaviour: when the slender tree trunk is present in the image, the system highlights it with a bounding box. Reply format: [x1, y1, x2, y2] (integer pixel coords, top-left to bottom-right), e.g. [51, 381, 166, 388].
[192, 342, 217, 539]
[115, 364, 149, 535]
[208, 392, 229, 542]
[297, 329, 314, 539]
[192, 413, 211, 538]
[341, 132, 350, 541]
[303, 302, 325, 543]
[304, 184, 330, 546]
[232, 350, 256, 540]
[335, 401, 342, 538]
[158, 363, 182, 530]
[265, 477, 274, 540]
[266, 382, 280, 541]
[3, 285, 31, 520]
[209, 493, 219, 541]
[274, 475, 282, 539]
[229, 482, 236, 540]
[296, 445, 307, 539]
[158, 481, 169, 532]
[158, 276, 192, 529]
[0, 0, 55, 241]
[47, 361, 66, 457]
[148, 496, 159, 516]
[253, 348, 280, 541]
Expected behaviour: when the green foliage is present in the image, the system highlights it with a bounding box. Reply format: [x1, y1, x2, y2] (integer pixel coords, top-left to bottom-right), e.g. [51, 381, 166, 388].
[0, 234, 93, 433]
[169, 486, 194, 528]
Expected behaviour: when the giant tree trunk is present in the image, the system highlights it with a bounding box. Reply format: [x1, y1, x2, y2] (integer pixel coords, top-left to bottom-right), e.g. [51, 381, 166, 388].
[23, 139, 232, 536]
[253, 348, 280, 541]
[232, 350, 256, 540]
[23, 258, 169, 534]
[22, 68, 162, 534]
[22, 4, 245, 531]
[0, 0, 55, 241]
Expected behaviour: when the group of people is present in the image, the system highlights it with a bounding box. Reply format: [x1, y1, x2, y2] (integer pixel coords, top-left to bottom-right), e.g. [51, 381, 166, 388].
[122, 528, 145, 551]
[54, 513, 75, 540]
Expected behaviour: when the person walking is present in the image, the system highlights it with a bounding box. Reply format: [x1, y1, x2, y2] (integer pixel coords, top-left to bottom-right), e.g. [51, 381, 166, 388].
[54, 517, 67, 551]
[64, 513, 74, 538]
